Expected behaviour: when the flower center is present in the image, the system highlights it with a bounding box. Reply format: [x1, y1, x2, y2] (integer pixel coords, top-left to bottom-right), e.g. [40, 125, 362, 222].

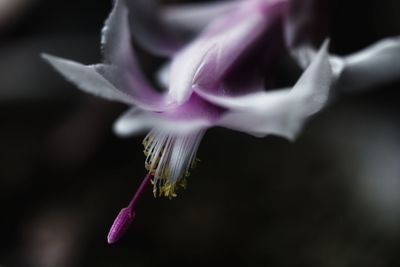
[143, 129, 204, 198]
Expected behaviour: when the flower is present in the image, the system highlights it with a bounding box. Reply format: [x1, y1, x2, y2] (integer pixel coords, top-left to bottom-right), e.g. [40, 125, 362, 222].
[42, 0, 400, 243]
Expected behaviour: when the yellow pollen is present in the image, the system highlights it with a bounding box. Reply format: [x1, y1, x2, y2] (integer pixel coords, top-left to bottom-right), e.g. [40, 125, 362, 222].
[143, 133, 200, 199]
[150, 178, 188, 199]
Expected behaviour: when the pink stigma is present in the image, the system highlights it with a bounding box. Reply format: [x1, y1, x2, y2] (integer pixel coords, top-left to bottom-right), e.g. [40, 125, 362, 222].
[107, 172, 152, 244]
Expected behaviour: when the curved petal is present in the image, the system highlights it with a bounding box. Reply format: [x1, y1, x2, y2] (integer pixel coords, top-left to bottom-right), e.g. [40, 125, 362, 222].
[161, 1, 240, 33]
[216, 90, 297, 139]
[42, 54, 136, 105]
[95, 64, 174, 111]
[169, 0, 287, 104]
[199, 41, 332, 140]
[101, 0, 135, 69]
[100, 0, 173, 111]
[155, 62, 171, 90]
[42, 54, 174, 111]
[285, 0, 333, 50]
[114, 93, 221, 137]
[191, 0, 287, 97]
[113, 108, 153, 136]
[113, 108, 211, 137]
[334, 37, 400, 94]
[125, 0, 187, 57]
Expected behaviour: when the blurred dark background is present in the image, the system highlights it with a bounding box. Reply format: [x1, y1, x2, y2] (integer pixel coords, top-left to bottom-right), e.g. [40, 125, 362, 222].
[1, 0, 400, 266]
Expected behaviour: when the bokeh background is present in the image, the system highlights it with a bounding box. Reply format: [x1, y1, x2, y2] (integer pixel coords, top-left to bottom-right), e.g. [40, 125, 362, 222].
[1, 0, 400, 266]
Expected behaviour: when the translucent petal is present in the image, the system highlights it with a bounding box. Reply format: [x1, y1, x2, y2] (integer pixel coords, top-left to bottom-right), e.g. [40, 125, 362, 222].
[168, 1, 286, 103]
[96, 64, 174, 111]
[161, 1, 239, 33]
[42, 54, 136, 105]
[100, 0, 173, 111]
[200, 41, 332, 140]
[42, 55, 173, 111]
[113, 108, 210, 137]
[125, 0, 186, 57]
[101, 0, 135, 69]
[114, 93, 221, 137]
[155, 62, 171, 90]
[335, 37, 400, 94]
[285, 0, 333, 49]
[192, 0, 287, 96]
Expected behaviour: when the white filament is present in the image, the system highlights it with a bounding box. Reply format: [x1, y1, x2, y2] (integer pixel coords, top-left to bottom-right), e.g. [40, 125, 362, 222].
[144, 128, 205, 185]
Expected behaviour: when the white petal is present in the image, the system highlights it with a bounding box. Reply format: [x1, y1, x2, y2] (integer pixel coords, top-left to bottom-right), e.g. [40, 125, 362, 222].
[113, 108, 150, 136]
[42, 54, 135, 105]
[161, 1, 239, 33]
[284, 0, 332, 51]
[101, 0, 135, 69]
[207, 41, 332, 140]
[168, 41, 212, 103]
[216, 90, 298, 139]
[169, 8, 268, 103]
[126, 0, 185, 57]
[335, 37, 400, 94]
[155, 62, 171, 90]
[291, 40, 332, 115]
[43, 54, 174, 111]
[113, 108, 210, 137]
[288, 44, 317, 69]
[100, 0, 174, 111]
[96, 64, 174, 111]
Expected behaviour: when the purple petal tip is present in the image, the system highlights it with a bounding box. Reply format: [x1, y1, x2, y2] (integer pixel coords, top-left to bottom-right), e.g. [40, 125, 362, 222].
[107, 207, 136, 244]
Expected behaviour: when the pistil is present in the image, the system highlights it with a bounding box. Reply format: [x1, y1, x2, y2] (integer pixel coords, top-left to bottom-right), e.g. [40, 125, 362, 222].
[107, 172, 152, 244]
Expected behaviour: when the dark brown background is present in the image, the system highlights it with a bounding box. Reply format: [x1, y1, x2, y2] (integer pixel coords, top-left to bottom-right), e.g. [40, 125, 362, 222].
[1, 0, 400, 266]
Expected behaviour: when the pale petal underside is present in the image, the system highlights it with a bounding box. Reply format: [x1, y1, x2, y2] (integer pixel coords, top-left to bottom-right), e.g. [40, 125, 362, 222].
[161, 0, 240, 33]
[125, 0, 187, 57]
[168, 0, 286, 104]
[42, 54, 173, 111]
[101, 0, 135, 69]
[192, 0, 287, 96]
[196, 41, 332, 140]
[113, 107, 211, 137]
[42, 54, 136, 105]
[285, 0, 333, 49]
[45, 0, 180, 112]
[335, 37, 400, 94]
[100, 0, 174, 111]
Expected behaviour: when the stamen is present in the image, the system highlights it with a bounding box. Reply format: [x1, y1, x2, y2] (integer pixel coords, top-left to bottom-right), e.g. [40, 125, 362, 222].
[107, 172, 152, 244]
[142, 129, 205, 199]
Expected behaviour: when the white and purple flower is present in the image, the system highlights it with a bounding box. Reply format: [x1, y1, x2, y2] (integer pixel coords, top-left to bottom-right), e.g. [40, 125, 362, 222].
[42, 0, 400, 243]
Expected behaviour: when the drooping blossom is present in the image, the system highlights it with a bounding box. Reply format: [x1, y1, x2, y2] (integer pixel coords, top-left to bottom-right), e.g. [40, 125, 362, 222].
[42, 0, 400, 243]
